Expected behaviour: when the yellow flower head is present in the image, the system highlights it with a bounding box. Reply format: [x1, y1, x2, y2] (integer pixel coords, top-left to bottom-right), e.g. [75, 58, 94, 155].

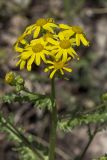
[16, 38, 50, 71]
[24, 18, 58, 39]
[47, 32, 79, 61]
[59, 24, 89, 46]
[44, 58, 72, 79]
[72, 26, 89, 46]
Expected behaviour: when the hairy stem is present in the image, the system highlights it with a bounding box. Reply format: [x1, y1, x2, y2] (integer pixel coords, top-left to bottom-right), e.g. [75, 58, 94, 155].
[49, 78, 57, 160]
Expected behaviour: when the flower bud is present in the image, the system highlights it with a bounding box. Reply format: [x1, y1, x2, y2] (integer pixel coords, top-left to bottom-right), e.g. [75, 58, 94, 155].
[15, 75, 24, 85]
[5, 72, 15, 85]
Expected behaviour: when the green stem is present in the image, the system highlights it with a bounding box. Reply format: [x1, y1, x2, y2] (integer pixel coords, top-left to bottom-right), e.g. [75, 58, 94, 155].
[49, 78, 57, 160]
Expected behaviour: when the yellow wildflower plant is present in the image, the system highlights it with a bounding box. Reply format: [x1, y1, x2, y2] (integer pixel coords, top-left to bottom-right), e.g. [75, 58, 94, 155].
[59, 24, 89, 46]
[44, 57, 72, 79]
[14, 17, 89, 79]
[16, 37, 50, 71]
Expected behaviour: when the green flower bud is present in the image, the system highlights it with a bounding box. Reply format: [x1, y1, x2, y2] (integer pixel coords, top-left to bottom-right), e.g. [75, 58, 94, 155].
[5, 72, 15, 85]
[15, 75, 24, 85]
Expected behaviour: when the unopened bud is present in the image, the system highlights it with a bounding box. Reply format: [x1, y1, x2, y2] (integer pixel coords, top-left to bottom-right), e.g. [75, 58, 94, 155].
[15, 75, 24, 85]
[5, 72, 15, 85]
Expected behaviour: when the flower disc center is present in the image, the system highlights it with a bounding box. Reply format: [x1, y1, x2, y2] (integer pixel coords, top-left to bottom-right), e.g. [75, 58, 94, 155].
[36, 18, 47, 26]
[54, 61, 64, 69]
[60, 40, 71, 49]
[32, 44, 44, 53]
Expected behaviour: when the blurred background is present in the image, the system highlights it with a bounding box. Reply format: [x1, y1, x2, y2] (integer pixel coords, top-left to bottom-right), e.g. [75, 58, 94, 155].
[0, 0, 107, 160]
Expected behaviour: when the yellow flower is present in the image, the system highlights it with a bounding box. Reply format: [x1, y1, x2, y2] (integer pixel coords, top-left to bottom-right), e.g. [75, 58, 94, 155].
[44, 58, 72, 79]
[47, 32, 79, 61]
[59, 24, 89, 46]
[16, 38, 50, 71]
[72, 26, 89, 46]
[24, 18, 58, 39]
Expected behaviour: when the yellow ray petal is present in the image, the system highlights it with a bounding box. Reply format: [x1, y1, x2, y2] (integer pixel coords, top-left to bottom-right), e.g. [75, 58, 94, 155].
[62, 30, 74, 37]
[20, 39, 27, 45]
[24, 24, 35, 35]
[27, 54, 35, 71]
[21, 51, 32, 60]
[60, 69, 64, 75]
[44, 68, 49, 72]
[68, 48, 77, 58]
[58, 32, 64, 40]
[47, 38, 58, 45]
[43, 25, 53, 33]
[63, 67, 72, 72]
[16, 59, 21, 66]
[56, 51, 63, 59]
[20, 60, 26, 70]
[62, 50, 67, 62]
[59, 24, 70, 29]
[35, 54, 41, 66]
[70, 38, 76, 45]
[69, 48, 77, 55]
[41, 54, 46, 63]
[14, 45, 23, 52]
[46, 46, 58, 50]
[76, 34, 80, 46]
[47, 23, 58, 28]
[50, 69, 57, 79]
[44, 66, 54, 72]
[47, 60, 54, 64]
[79, 34, 89, 46]
[33, 26, 40, 38]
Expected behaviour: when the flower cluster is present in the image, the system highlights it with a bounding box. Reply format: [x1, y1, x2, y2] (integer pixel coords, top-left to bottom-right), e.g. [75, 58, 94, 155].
[14, 18, 89, 79]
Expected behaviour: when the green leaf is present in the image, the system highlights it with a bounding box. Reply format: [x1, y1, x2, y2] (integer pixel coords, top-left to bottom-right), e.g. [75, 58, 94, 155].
[58, 105, 107, 132]
[1, 90, 52, 110]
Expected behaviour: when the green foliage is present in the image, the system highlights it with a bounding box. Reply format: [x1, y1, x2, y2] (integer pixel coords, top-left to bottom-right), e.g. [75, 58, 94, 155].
[2, 91, 52, 110]
[17, 146, 38, 160]
[58, 102, 107, 132]
[0, 112, 47, 160]
[93, 154, 107, 160]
